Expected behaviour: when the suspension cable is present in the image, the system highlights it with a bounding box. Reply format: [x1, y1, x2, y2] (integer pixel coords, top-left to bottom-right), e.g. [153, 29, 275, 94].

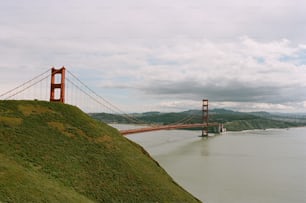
[66, 77, 145, 124]
[0, 69, 50, 99]
[66, 70, 150, 124]
[170, 114, 196, 125]
[4, 75, 50, 100]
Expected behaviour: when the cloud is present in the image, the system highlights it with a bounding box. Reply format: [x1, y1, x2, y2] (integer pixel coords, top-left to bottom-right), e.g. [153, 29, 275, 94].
[78, 36, 306, 112]
[99, 37, 306, 101]
[1, 0, 306, 112]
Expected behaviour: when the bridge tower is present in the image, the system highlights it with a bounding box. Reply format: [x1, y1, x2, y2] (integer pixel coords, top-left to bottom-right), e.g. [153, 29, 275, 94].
[50, 67, 66, 103]
[202, 99, 209, 137]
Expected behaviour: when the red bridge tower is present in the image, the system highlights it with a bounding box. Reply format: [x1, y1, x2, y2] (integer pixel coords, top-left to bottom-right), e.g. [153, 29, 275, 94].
[202, 99, 209, 137]
[50, 67, 66, 103]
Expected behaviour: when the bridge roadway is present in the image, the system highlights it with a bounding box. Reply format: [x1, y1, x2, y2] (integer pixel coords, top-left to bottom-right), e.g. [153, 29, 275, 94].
[120, 123, 220, 135]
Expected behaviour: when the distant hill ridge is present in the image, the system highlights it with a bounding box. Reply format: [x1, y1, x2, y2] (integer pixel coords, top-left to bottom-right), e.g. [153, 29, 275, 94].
[0, 100, 200, 202]
[91, 108, 306, 131]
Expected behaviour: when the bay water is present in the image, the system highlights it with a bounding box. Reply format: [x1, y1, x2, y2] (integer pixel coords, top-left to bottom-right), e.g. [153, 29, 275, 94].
[115, 124, 306, 203]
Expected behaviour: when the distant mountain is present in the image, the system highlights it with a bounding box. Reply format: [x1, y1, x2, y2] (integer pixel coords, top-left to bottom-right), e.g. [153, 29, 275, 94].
[90, 108, 306, 131]
[183, 108, 251, 115]
[211, 108, 238, 114]
[181, 109, 201, 115]
[141, 111, 161, 116]
[249, 111, 272, 117]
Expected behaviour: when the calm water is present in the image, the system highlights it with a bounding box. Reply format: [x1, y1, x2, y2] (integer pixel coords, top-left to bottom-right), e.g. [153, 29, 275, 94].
[116, 125, 306, 203]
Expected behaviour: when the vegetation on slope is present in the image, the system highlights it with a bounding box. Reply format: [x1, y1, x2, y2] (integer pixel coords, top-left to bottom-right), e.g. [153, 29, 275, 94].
[0, 100, 199, 202]
[224, 118, 301, 131]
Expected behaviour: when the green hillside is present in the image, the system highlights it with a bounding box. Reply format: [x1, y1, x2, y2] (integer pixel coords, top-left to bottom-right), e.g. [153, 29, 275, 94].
[0, 100, 200, 202]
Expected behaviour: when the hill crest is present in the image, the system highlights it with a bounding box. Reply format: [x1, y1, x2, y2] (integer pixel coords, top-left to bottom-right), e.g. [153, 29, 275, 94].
[0, 100, 199, 202]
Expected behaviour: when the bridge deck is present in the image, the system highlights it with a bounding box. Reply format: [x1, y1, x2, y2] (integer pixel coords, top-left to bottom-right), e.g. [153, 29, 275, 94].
[120, 123, 219, 135]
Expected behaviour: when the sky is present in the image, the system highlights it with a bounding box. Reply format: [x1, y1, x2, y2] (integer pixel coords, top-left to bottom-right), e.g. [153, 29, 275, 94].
[1, 0, 306, 113]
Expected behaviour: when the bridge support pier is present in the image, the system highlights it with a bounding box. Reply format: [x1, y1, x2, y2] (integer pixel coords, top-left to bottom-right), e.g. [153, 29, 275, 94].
[202, 99, 209, 137]
[50, 67, 66, 103]
[218, 123, 226, 133]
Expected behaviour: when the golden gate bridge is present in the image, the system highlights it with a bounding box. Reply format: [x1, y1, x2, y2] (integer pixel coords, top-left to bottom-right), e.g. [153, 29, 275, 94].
[0, 67, 223, 137]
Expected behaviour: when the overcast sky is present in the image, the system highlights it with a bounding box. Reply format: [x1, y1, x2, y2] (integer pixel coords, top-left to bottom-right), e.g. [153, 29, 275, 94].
[1, 0, 306, 112]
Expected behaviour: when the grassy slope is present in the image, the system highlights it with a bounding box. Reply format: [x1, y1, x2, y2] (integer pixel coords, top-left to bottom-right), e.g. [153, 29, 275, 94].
[0, 100, 199, 202]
